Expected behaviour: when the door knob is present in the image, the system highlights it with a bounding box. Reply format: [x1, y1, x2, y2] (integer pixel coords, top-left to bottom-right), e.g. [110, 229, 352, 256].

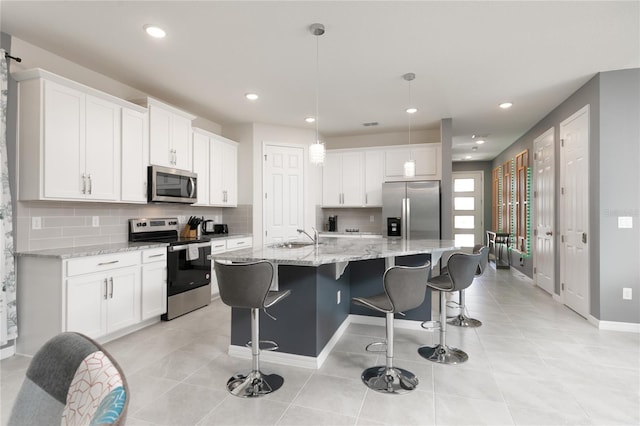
[546, 231, 553, 236]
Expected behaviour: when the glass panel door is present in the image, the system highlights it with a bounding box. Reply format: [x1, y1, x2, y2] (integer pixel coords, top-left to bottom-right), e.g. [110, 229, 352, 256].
[453, 171, 484, 248]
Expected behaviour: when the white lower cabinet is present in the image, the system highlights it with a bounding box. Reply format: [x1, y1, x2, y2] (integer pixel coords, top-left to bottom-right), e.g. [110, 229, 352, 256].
[209, 237, 253, 297]
[15, 249, 165, 356]
[66, 254, 141, 339]
[141, 248, 167, 320]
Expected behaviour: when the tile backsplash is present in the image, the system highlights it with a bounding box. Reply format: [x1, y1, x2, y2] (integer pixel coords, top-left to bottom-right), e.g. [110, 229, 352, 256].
[319, 207, 383, 234]
[16, 201, 252, 252]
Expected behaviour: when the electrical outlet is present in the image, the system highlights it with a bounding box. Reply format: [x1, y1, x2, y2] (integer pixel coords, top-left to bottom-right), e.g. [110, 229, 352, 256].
[337, 290, 341, 304]
[370, 215, 375, 222]
[623, 288, 632, 300]
[32, 217, 42, 230]
[92, 216, 100, 227]
[178, 215, 186, 223]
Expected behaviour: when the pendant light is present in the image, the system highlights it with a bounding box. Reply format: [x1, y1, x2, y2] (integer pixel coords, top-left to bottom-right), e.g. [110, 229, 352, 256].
[403, 72, 417, 177]
[309, 23, 326, 165]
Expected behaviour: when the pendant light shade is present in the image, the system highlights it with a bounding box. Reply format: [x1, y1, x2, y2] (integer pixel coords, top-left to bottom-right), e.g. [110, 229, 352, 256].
[403, 72, 416, 177]
[310, 23, 325, 165]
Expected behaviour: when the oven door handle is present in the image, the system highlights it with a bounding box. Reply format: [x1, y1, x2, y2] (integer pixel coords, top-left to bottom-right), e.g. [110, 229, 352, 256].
[169, 242, 211, 252]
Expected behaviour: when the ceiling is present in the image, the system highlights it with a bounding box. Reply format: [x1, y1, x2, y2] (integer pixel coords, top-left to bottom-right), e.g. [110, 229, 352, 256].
[2, 1, 638, 161]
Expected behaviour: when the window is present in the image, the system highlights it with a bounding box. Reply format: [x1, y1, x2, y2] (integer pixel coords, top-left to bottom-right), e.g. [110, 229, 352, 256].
[515, 149, 529, 252]
[492, 167, 500, 232]
[501, 161, 511, 234]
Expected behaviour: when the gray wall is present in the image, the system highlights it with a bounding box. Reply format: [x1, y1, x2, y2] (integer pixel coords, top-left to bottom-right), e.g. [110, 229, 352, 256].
[493, 69, 640, 324]
[440, 118, 453, 240]
[598, 69, 640, 323]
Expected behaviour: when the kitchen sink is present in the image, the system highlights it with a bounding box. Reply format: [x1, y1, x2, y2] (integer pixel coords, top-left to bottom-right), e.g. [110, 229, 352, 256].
[272, 241, 322, 249]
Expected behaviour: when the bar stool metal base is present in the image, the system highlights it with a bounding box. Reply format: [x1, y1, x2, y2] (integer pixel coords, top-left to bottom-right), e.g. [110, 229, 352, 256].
[447, 314, 482, 328]
[418, 344, 469, 365]
[226, 370, 284, 398]
[361, 366, 419, 394]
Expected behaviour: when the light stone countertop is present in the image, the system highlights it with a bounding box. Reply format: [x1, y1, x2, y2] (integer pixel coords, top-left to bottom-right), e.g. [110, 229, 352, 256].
[16, 233, 253, 259]
[213, 237, 458, 267]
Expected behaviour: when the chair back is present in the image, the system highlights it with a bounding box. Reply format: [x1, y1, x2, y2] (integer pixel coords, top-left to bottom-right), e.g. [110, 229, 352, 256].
[9, 332, 128, 426]
[447, 252, 482, 292]
[472, 244, 490, 276]
[383, 262, 431, 313]
[214, 260, 274, 309]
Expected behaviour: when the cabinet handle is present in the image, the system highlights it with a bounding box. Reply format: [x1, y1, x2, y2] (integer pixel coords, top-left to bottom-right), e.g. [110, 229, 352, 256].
[237, 241, 245, 245]
[87, 174, 92, 195]
[81, 173, 86, 194]
[365, 193, 368, 204]
[173, 150, 177, 165]
[98, 260, 119, 266]
[148, 253, 164, 258]
[109, 277, 114, 298]
[103, 278, 108, 300]
[213, 244, 225, 249]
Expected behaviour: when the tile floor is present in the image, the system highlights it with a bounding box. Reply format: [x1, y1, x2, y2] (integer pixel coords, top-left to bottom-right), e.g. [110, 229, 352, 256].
[2, 266, 639, 425]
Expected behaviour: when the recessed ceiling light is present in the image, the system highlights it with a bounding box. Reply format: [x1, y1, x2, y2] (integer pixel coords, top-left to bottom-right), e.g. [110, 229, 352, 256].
[465, 155, 472, 160]
[245, 93, 259, 101]
[305, 117, 316, 123]
[143, 25, 166, 38]
[475, 139, 486, 144]
[406, 107, 418, 114]
[499, 102, 513, 109]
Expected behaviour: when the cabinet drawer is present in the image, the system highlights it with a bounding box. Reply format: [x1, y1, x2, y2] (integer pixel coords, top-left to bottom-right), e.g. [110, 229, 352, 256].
[66, 251, 140, 277]
[142, 247, 167, 263]
[210, 240, 227, 254]
[226, 237, 252, 251]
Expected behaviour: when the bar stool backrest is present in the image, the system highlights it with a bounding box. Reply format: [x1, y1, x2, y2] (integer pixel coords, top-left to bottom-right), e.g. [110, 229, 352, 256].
[383, 262, 431, 313]
[472, 245, 490, 276]
[447, 253, 482, 292]
[214, 261, 274, 309]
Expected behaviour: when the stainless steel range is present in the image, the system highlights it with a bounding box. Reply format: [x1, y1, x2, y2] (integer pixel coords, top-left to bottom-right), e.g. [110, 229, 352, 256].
[129, 218, 211, 320]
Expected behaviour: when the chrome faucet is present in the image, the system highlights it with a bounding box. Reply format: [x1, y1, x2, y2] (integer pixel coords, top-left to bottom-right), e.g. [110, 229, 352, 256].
[297, 227, 319, 247]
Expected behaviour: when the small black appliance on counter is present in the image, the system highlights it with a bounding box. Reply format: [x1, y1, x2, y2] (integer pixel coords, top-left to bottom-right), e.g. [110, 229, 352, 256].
[202, 220, 228, 235]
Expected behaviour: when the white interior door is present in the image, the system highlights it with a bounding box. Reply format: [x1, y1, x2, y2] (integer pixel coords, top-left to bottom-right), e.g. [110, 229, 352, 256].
[560, 105, 590, 318]
[452, 171, 484, 248]
[533, 127, 555, 295]
[263, 144, 304, 244]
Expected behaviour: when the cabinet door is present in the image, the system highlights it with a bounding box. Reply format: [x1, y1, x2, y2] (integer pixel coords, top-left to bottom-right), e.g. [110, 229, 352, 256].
[341, 152, 364, 206]
[384, 148, 411, 179]
[66, 273, 106, 338]
[365, 150, 384, 206]
[141, 262, 167, 320]
[209, 139, 224, 205]
[149, 105, 172, 167]
[172, 114, 192, 171]
[322, 152, 342, 206]
[106, 266, 140, 333]
[192, 132, 210, 205]
[121, 108, 148, 203]
[412, 145, 439, 178]
[85, 95, 120, 201]
[221, 141, 237, 206]
[43, 80, 85, 199]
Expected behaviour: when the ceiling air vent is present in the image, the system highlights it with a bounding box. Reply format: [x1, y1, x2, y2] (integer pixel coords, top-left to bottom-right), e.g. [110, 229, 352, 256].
[363, 122, 379, 127]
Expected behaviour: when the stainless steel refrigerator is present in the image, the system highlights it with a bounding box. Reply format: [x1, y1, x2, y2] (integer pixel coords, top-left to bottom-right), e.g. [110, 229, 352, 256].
[382, 181, 440, 239]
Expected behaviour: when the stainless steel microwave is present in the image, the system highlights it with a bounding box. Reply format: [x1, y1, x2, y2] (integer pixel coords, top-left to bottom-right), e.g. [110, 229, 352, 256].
[148, 165, 197, 204]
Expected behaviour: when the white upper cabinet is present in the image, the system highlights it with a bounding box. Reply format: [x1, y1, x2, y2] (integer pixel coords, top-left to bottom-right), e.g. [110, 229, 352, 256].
[192, 128, 238, 207]
[192, 130, 210, 206]
[16, 71, 136, 202]
[322, 151, 364, 207]
[384, 144, 441, 181]
[210, 133, 238, 207]
[364, 150, 385, 206]
[121, 108, 149, 203]
[147, 98, 195, 170]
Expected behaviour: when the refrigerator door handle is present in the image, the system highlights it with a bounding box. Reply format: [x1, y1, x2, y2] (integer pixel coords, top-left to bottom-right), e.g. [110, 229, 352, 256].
[405, 198, 411, 238]
[401, 198, 406, 237]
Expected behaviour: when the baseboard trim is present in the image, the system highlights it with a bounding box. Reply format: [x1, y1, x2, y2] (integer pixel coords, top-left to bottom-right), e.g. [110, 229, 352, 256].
[0, 344, 16, 360]
[228, 315, 353, 369]
[349, 314, 426, 331]
[590, 316, 640, 333]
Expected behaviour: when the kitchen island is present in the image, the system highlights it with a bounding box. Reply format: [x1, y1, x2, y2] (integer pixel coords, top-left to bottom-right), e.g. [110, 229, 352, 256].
[213, 237, 457, 368]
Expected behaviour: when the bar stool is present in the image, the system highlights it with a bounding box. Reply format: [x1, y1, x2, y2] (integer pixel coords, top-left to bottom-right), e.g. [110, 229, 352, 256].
[352, 262, 431, 394]
[447, 245, 489, 328]
[214, 260, 291, 397]
[418, 253, 480, 364]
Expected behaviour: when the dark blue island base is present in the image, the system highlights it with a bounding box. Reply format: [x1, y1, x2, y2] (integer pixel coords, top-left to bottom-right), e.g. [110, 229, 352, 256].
[229, 254, 432, 368]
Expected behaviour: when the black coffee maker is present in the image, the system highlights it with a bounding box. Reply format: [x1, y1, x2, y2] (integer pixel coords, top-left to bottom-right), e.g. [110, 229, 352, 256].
[328, 215, 338, 232]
